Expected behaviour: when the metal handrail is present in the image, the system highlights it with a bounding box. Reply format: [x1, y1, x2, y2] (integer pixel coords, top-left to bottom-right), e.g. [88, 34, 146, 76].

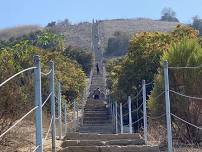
[0, 106, 38, 138]
[0, 67, 36, 87]
[42, 92, 52, 108]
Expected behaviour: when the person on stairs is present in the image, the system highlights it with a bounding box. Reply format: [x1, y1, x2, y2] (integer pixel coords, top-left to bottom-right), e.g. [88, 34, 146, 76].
[96, 63, 100, 74]
[94, 88, 101, 100]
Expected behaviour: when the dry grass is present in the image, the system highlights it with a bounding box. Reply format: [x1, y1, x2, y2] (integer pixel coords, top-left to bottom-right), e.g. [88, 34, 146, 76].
[0, 25, 41, 41]
[0, 111, 63, 152]
[147, 120, 202, 152]
[98, 18, 180, 49]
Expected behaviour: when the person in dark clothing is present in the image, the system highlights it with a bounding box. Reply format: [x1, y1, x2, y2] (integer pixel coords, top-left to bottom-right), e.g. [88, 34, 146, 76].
[96, 63, 100, 74]
[94, 88, 100, 99]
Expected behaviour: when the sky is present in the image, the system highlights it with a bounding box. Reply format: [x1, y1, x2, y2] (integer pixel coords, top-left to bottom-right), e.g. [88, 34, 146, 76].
[0, 0, 201, 29]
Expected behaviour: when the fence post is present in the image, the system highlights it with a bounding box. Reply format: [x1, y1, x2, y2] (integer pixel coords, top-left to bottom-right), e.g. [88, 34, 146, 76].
[81, 92, 85, 126]
[136, 95, 139, 132]
[142, 80, 148, 144]
[76, 102, 79, 128]
[49, 61, 56, 152]
[109, 96, 112, 114]
[73, 100, 76, 131]
[34, 55, 43, 152]
[164, 61, 173, 152]
[120, 103, 123, 134]
[115, 101, 118, 134]
[128, 96, 133, 134]
[58, 81, 62, 139]
[112, 102, 115, 132]
[64, 102, 67, 134]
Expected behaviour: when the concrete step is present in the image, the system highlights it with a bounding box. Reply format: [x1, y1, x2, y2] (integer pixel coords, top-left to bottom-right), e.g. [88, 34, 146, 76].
[84, 117, 110, 120]
[84, 106, 108, 112]
[91, 79, 105, 81]
[85, 104, 106, 107]
[90, 83, 105, 86]
[81, 124, 113, 127]
[82, 122, 112, 125]
[84, 107, 107, 110]
[85, 106, 107, 108]
[86, 101, 107, 104]
[86, 100, 106, 103]
[85, 104, 107, 106]
[79, 129, 113, 134]
[90, 85, 105, 88]
[84, 112, 109, 116]
[59, 145, 159, 152]
[84, 111, 108, 114]
[84, 110, 109, 113]
[83, 119, 111, 123]
[84, 115, 110, 118]
[61, 139, 145, 147]
[79, 127, 113, 131]
[83, 123, 112, 126]
[83, 116, 109, 119]
[64, 133, 141, 140]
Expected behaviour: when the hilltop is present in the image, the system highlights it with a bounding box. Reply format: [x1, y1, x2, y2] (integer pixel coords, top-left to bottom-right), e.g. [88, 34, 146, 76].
[98, 18, 180, 48]
[0, 18, 180, 50]
[0, 25, 42, 41]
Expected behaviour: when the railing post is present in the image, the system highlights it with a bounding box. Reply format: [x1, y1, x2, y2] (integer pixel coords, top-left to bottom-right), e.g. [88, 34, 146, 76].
[164, 61, 173, 152]
[128, 96, 133, 134]
[73, 100, 76, 131]
[142, 80, 147, 144]
[76, 102, 79, 128]
[136, 96, 139, 132]
[81, 92, 85, 126]
[120, 103, 123, 134]
[58, 81, 62, 139]
[112, 102, 115, 132]
[34, 55, 43, 152]
[109, 96, 112, 115]
[49, 61, 56, 152]
[64, 102, 67, 135]
[115, 101, 118, 134]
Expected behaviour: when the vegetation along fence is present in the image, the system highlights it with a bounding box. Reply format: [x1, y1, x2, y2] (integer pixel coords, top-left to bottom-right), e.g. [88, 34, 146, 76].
[0, 55, 88, 152]
[109, 61, 202, 152]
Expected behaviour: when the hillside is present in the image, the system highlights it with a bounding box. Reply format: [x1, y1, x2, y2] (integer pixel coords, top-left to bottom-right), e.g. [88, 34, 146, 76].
[98, 18, 180, 48]
[0, 25, 42, 41]
[63, 22, 92, 50]
[50, 18, 180, 50]
[0, 18, 180, 50]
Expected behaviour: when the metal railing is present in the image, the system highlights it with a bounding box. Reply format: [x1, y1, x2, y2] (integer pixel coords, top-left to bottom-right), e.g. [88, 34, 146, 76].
[0, 55, 86, 152]
[109, 60, 202, 152]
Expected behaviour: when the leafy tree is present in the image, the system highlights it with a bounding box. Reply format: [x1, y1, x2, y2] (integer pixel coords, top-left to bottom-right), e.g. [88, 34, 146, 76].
[46, 21, 56, 27]
[106, 25, 199, 137]
[160, 7, 179, 22]
[0, 30, 87, 148]
[149, 39, 202, 144]
[63, 46, 93, 75]
[106, 57, 125, 99]
[35, 31, 64, 51]
[0, 30, 64, 52]
[107, 25, 198, 102]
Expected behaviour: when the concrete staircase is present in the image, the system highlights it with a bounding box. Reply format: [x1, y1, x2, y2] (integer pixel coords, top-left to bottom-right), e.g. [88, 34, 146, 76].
[60, 133, 159, 152]
[79, 99, 113, 134]
[59, 20, 159, 152]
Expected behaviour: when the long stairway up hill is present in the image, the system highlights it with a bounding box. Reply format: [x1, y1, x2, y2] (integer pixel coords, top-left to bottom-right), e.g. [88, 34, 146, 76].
[60, 20, 159, 152]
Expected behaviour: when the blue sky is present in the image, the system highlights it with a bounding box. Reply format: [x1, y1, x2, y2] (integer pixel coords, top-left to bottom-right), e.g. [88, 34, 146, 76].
[0, 0, 201, 29]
